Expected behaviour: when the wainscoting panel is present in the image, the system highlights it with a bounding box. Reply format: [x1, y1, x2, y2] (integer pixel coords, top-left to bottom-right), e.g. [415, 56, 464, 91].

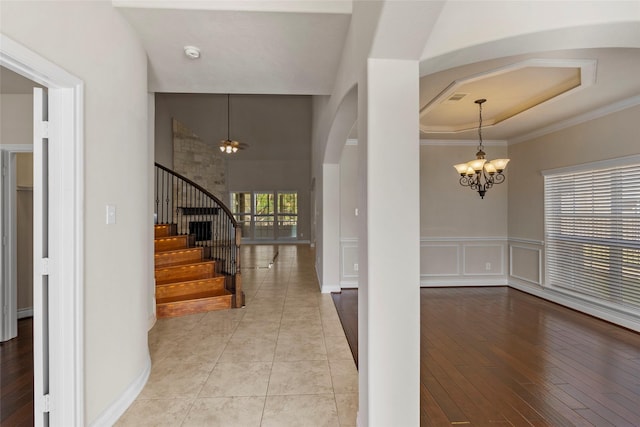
[421, 238, 508, 287]
[421, 245, 459, 276]
[509, 239, 544, 287]
[338, 237, 510, 288]
[340, 238, 359, 287]
[463, 244, 504, 275]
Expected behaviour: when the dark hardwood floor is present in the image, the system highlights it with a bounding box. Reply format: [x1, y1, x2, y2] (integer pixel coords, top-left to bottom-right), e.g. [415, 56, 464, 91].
[331, 289, 358, 366]
[331, 287, 640, 426]
[0, 318, 34, 427]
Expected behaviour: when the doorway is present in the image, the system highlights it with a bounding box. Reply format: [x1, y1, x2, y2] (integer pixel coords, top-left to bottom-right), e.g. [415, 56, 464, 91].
[1, 34, 84, 426]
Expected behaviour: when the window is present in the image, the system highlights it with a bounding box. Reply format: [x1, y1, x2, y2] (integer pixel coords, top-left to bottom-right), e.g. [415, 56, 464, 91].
[230, 191, 298, 240]
[231, 192, 251, 238]
[254, 192, 275, 239]
[544, 156, 640, 311]
[277, 192, 298, 238]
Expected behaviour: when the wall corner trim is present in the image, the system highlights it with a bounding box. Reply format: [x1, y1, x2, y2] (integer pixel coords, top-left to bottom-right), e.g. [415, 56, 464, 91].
[88, 354, 151, 427]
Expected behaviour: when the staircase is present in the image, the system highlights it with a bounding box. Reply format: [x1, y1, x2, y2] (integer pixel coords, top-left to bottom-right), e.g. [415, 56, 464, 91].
[154, 223, 233, 317]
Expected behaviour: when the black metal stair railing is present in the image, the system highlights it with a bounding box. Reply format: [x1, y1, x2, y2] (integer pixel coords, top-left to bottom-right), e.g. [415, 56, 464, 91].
[154, 162, 243, 307]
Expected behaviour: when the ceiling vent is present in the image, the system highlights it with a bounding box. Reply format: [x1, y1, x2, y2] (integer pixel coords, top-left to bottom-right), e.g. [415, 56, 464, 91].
[447, 93, 467, 102]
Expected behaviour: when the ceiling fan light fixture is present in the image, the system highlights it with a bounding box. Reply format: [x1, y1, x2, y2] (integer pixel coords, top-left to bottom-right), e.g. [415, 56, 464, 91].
[219, 94, 244, 155]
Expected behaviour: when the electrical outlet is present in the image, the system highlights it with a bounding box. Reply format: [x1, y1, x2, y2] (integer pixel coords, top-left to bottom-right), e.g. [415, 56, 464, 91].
[354, 263, 359, 272]
[485, 262, 491, 271]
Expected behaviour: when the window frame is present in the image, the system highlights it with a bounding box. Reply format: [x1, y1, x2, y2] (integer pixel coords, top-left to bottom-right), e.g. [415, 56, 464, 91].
[229, 190, 299, 241]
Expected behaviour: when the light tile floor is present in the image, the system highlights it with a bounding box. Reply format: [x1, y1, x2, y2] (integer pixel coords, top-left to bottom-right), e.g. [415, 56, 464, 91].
[116, 245, 358, 426]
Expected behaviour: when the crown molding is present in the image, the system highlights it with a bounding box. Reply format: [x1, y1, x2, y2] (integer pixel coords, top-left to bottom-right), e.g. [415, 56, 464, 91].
[509, 94, 640, 145]
[420, 139, 507, 146]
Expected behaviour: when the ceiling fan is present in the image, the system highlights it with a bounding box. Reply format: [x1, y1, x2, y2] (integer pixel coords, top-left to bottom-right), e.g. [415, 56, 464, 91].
[219, 94, 249, 154]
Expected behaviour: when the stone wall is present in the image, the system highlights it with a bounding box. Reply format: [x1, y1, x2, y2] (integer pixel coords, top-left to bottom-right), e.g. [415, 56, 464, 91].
[172, 118, 227, 201]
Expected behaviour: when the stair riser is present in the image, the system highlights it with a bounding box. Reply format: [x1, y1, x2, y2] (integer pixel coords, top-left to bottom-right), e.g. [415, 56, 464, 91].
[155, 248, 204, 267]
[155, 235, 190, 252]
[156, 277, 226, 299]
[154, 224, 177, 238]
[155, 263, 216, 284]
[157, 295, 233, 318]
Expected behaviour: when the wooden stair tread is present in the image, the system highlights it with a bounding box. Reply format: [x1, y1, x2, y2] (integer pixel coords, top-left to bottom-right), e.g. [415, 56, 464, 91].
[154, 234, 193, 252]
[155, 247, 204, 268]
[156, 276, 225, 288]
[155, 259, 209, 269]
[156, 289, 231, 305]
[155, 276, 226, 299]
[155, 260, 215, 270]
[155, 260, 218, 285]
[154, 235, 188, 242]
[155, 247, 202, 256]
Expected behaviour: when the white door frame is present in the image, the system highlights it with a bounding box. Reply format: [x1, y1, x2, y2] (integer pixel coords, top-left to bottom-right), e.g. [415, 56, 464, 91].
[0, 34, 84, 426]
[1, 144, 33, 341]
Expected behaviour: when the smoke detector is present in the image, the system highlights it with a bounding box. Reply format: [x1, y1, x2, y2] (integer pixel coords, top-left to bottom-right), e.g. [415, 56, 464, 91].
[184, 46, 201, 60]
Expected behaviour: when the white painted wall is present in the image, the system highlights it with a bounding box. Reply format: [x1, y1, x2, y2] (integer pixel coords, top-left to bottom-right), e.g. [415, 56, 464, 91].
[0, 1, 151, 423]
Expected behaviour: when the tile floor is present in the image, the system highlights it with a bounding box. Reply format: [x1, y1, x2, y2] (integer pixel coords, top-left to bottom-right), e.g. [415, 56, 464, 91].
[116, 245, 358, 426]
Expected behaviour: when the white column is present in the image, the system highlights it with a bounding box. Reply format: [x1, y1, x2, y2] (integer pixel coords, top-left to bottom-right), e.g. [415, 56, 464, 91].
[358, 58, 421, 427]
[322, 163, 341, 293]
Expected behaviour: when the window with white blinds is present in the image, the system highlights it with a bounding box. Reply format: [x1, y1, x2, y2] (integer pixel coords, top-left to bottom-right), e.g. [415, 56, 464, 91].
[544, 156, 640, 312]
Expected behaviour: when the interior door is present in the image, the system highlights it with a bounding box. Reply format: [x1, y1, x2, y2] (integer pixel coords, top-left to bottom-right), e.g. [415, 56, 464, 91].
[33, 87, 50, 427]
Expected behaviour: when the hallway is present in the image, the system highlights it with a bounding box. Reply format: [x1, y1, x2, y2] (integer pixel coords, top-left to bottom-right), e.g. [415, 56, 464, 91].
[117, 244, 357, 426]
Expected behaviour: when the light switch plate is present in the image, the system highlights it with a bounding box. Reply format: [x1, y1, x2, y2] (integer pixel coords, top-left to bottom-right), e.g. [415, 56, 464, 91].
[106, 205, 116, 225]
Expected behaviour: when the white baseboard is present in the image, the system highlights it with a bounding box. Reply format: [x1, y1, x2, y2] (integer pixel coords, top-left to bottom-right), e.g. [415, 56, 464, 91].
[17, 307, 33, 319]
[88, 353, 151, 427]
[321, 283, 341, 294]
[340, 280, 359, 288]
[420, 278, 508, 287]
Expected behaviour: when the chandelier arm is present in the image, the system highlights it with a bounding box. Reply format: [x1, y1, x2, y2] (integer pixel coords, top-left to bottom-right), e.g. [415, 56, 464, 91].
[493, 173, 506, 185]
[459, 176, 472, 187]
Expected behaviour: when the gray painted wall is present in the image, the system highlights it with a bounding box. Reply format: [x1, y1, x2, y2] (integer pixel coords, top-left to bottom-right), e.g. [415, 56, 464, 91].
[155, 93, 312, 241]
[508, 104, 640, 241]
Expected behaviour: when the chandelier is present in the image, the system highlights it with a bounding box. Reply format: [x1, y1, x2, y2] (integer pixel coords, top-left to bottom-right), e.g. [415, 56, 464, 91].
[219, 94, 243, 154]
[453, 99, 509, 199]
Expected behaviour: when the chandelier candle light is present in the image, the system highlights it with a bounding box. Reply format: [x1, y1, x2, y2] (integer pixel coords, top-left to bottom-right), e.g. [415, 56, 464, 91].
[453, 99, 509, 199]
